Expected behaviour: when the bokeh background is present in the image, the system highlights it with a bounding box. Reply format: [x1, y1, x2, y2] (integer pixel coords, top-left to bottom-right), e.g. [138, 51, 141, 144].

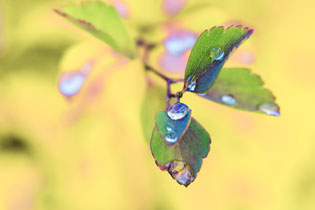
[0, 0, 315, 209]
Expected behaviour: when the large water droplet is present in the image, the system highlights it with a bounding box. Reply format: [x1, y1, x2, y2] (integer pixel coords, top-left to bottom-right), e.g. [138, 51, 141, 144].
[165, 132, 178, 143]
[210, 47, 225, 61]
[221, 94, 236, 105]
[167, 161, 194, 187]
[259, 102, 280, 116]
[58, 73, 86, 97]
[167, 103, 191, 120]
[176, 168, 194, 186]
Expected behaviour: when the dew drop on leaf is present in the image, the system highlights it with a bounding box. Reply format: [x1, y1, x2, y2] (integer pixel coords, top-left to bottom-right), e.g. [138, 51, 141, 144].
[167, 161, 194, 187]
[210, 47, 225, 61]
[166, 123, 174, 132]
[187, 76, 196, 91]
[167, 103, 191, 120]
[259, 102, 280, 116]
[165, 132, 178, 143]
[221, 94, 236, 105]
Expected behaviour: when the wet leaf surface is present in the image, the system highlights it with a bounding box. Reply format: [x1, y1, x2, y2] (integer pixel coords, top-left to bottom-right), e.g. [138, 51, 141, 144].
[151, 117, 211, 186]
[200, 68, 280, 116]
[184, 25, 253, 93]
[155, 108, 191, 146]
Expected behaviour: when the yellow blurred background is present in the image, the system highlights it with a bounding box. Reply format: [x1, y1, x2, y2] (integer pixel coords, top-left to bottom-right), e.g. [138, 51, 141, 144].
[0, 0, 315, 209]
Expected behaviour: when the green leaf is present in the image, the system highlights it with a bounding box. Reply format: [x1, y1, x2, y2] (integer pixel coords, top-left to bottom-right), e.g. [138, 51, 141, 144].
[200, 68, 280, 116]
[184, 25, 253, 93]
[151, 116, 211, 187]
[140, 84, 166, 143]
[55, 1, 137, 59]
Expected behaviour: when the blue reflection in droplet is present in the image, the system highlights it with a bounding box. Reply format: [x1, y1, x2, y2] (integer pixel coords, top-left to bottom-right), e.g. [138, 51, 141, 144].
[210, 47, 225, 61]
[167, 103, 190, 120]
[187, 76, 196, 92]
[221, 94, 236, 105]
[166, 123, 174, 132]
[165, 132, 178, 143]
[259, 102, 280, 117]
[58, 73, 86, 97]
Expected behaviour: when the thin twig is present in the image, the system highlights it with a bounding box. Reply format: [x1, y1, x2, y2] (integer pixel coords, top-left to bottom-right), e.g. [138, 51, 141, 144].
[137, 38, 185, 106]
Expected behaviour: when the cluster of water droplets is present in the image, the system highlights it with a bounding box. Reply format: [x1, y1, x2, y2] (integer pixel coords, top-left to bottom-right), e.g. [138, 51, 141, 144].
[259, 102, 280, 116]
[165, 123, 178, 143]
[221, 94, 236, 105]
[210, 47, 225, 61]
[166, 161, 194, 187]
[164, 103, 191, 144]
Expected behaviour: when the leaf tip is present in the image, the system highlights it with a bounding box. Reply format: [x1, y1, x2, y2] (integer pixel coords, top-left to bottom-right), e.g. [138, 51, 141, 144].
[157, 160, 195, 187]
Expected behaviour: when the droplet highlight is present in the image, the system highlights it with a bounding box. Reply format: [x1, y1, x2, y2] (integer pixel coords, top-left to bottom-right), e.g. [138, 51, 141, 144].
[210, 47, 225, 61]
[166, 124, 174, 132]
[165, 132, 178, 143]
[167, 103, 191, 120]
[221, 94, 236, 105]
[259, 102, 280, 117]
[187, 76, 196, 92]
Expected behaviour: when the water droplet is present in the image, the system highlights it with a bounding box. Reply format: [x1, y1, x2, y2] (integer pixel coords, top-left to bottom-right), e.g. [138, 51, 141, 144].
[187, 76, 196, 91]
[167, 161, 194, 186]
[199, 93, 207, 96]
[166, 124, 174, 132]
[210, 47, 225, 61]
[58, 73, 86, 97]
[188, 80, 196, 91]
[221, 94, 236, 105]
[165, 132, 178, 143]
[167, 103, 191, 120]
[259, 102, 280, 116]
[176, 168, 194, 186]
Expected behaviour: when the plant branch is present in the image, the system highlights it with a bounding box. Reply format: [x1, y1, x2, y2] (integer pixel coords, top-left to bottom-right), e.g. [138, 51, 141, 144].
[137, 38, 185, 107]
